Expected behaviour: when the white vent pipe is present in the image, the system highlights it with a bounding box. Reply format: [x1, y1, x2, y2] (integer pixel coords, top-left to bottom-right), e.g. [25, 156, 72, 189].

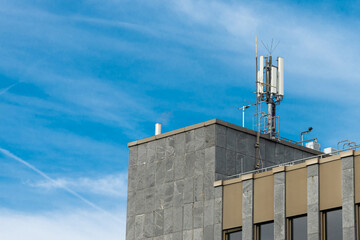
[155, 123, 162, 135]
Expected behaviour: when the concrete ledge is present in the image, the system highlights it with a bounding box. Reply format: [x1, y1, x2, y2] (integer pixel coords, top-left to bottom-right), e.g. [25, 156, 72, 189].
[128, 140, 138, 147]
[340, 150, 354, 158]
[213, 180, 223, 187]
[184, 122, 205, 131]
[223, 177, 242, 186]
[273, 166, 286, 174]
[285, 162, 306, 171]
[306, 158, 319, 166]
[204, 119, 217, 126]
[156, 128, 184, 139]
[241, 173, 254, 181]
[127, 120, 213, 147]
[254, 171, 273, 179]
[319, 154, 341, 164]
[137, 136, 156, 145]
[354, 150, 360, 156]
[218, 119, 254, 136]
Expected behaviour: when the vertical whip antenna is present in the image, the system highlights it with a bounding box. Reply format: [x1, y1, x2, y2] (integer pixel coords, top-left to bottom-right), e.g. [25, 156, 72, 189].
[255, 36, 261, 169]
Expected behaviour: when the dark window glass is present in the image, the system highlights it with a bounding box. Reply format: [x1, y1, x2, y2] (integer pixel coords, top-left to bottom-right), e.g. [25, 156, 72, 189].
[259, 222, 274, 240]
[291, 215, 307, 240]
[228, 230, 242, 240]
[326, 209, 342, 240]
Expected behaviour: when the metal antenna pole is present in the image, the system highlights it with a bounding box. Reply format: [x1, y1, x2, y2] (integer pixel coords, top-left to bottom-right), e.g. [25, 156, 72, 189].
[256, 39, 283, 141]
[267, 55, 273, 138]
[255, 36, 261, 169]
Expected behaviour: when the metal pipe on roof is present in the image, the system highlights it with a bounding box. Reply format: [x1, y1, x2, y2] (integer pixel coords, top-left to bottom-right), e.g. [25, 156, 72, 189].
[155, 123, 162, 135]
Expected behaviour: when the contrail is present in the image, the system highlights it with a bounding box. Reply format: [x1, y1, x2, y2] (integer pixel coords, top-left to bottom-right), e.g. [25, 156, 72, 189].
[0, 147, 122, 223]
[0, 82, 20, 96]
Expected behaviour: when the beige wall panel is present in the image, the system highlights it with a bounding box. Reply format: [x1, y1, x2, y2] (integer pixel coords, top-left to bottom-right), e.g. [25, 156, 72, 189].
[355, 156, 360, 203]
[286, 168, 307, 217]
[286, 162, 306, 171]
[223, 182, 243, 229]
[355, 150, 360, 156]
[320, 160, 342, 210]
[254, 175, 274, 223]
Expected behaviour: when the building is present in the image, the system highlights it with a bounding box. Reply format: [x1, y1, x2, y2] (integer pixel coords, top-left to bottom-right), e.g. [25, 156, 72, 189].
[125, 118, 348, 240]
[220, 146, 358, 240]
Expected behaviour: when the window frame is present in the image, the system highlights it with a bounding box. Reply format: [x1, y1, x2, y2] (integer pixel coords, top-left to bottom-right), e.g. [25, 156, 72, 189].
[321, 207, 342, 240]
[254, 221, 274, 240]
[356, 204, 359, 240]
[286, 214, 307, 240]
[223, 227, 242, 240]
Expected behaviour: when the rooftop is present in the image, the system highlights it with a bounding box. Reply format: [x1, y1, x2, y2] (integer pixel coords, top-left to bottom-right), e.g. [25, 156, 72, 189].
[127, 118, 321, 155]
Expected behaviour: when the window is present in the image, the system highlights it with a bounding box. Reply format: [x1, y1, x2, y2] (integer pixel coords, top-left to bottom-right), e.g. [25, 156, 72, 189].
[357, 205, 360, 240]
[255, 221, 274, 240]
[321, 208, 342, 240]
[287, 215, 307, 240]
[228, 230, 242, 240]
[224, 228, 242, 240]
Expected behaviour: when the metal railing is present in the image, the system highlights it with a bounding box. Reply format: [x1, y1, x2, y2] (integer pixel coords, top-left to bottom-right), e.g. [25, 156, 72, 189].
[253, 112, 280, 138]
[223, 144, 360, 180]
[278, 136, 298, 144]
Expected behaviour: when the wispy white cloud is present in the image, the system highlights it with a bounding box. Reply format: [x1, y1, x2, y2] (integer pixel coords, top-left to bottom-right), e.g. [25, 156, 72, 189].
[172, 0, 259, 38]
[0, 54, 157, 138]
[69, 15, 157, 36]
[0, 208, 125, 240]
[0, 105, 128, 166]
[0, 1, 359, 232]
[0, 148, 122, 222]
[29, 173, 128, 198]
[0, 4, 141, 55]
[0, 82, 21, 96]
[164, 0, 360, 100]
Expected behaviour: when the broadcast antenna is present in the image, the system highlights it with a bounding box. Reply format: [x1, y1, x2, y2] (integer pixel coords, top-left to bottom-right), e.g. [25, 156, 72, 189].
[255, 36, 261, 169]
[254, 37, 284, 168]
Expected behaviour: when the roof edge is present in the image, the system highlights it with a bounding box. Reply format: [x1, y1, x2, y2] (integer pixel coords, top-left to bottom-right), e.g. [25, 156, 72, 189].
[127, 118, 322, 155]
[127, 119, 219, 147]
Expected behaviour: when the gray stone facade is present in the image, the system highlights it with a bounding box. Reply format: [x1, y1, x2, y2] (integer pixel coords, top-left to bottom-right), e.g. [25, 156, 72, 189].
[307, 163, 320, 240]
[342, 156, 356, 240]
[242, 179, 254, 240]
[127, 120, 320, 240]
[274, 171, 286, 240]
[127, 125, 218, 240]
[214, 124, 316, 180]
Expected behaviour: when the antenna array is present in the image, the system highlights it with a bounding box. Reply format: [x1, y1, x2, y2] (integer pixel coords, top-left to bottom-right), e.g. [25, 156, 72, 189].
[255, 49, 284, 139]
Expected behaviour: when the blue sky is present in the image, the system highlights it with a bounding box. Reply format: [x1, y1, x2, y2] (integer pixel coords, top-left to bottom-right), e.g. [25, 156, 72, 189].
[0, 0, 359, 239]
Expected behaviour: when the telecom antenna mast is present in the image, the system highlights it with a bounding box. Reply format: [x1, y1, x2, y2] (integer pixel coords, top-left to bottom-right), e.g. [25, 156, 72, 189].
[254, 43, 284, 139]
